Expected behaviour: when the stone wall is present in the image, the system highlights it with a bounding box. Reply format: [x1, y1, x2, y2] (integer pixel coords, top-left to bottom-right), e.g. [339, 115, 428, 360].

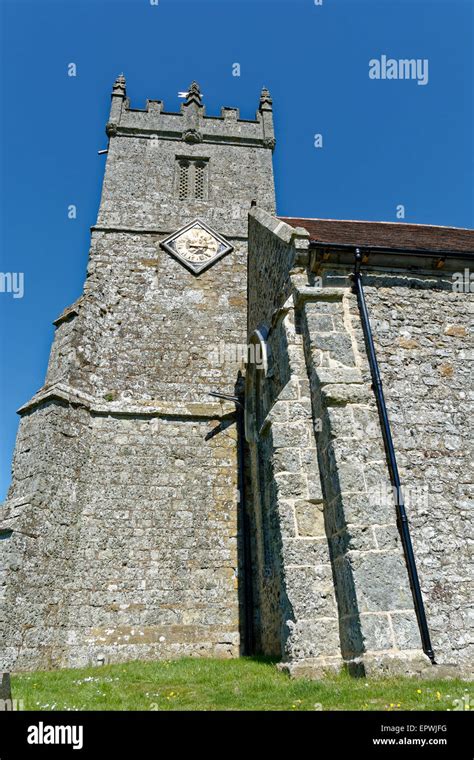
[0, 395, 241, 670]
[299, 283, 425, 676]
[46, 230, 248, 402]
[352, 277, 473, 668]
[0, 401, 92, 670]
[66, 410, 240, 667]
[246, 207, 473, 676]
[97, 136, 275, 237]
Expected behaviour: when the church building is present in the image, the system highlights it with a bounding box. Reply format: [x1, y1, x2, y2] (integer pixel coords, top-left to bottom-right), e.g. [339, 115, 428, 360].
[0, 78, 472, 677]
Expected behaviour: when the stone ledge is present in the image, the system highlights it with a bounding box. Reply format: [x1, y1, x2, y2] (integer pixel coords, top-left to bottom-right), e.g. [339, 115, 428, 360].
[294, 286, 345, 308]
[321, 383, 372, 406]
[17, 383, 236, 419]
[53, 297, 83, 326]
[110, 125, 272, 149]
[90, 225, 248, 241]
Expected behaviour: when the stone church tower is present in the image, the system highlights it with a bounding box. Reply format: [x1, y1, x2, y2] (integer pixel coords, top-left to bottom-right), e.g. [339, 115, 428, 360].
[0, 78, 275, 670]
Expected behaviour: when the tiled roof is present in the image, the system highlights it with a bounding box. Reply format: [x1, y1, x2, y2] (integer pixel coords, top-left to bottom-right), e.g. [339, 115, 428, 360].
[279, 217, 474, 254]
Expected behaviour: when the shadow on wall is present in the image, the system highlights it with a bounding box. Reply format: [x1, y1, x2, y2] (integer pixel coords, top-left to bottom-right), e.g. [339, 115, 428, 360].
[250, 420, 295, 659]
[203, 370, 264, 657]
[244, 323, 296, 659]
[316, 417, 366, 675]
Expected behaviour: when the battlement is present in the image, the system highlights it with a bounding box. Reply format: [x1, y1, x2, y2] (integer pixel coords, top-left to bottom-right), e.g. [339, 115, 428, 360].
[106, 76, 275, 149]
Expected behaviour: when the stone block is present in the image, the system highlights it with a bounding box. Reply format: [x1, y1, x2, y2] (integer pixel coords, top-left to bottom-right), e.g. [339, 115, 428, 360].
[349, 552, 414, 613]
[281, 536, 330, 565]
[390, 611, 422, 650]
[359, 612, 394, 651]
[285, 565, 337, 619]
[294, 499, 326, 537]
[313, 333, 356, 367]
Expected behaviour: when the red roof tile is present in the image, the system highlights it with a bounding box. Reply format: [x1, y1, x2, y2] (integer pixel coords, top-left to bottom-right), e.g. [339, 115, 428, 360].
[279, 217, 474, 254]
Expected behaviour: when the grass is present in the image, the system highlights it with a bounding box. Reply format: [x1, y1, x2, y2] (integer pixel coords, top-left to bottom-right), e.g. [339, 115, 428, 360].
[11, 656, 472, 711]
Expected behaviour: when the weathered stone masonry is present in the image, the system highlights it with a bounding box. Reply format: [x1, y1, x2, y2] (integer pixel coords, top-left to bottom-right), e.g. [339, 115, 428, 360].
[246, 208, 473, 677]
[1, 77, 472, 678]
[0, 78, 275, 670]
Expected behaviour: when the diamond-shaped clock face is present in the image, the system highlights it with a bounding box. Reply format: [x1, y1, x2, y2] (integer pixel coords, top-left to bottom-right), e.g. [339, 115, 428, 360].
[160, 219, 233, 274]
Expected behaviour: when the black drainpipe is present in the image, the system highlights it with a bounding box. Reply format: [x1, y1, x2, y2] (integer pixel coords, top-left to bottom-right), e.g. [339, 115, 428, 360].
[209, 391, 254, 655]
[351, 249, 436, 665]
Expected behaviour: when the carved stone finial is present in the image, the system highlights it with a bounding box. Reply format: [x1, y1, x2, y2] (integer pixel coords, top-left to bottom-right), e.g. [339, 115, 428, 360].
[185, 81, 202, 104]
[260, 86, 272, 108]
[112, 73, 126, 96]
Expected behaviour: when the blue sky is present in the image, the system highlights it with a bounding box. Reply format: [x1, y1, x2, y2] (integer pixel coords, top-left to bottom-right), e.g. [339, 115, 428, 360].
[0, 0, 472, 499]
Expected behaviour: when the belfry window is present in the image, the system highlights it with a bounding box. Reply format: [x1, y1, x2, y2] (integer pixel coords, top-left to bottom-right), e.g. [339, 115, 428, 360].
[175, 157, 209, 201]
[195, 162, 205, 200]
[178, 160, 190, 200]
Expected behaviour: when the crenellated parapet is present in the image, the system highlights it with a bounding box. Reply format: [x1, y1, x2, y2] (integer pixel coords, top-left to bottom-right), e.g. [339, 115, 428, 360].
[106, 77, 276, 150]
